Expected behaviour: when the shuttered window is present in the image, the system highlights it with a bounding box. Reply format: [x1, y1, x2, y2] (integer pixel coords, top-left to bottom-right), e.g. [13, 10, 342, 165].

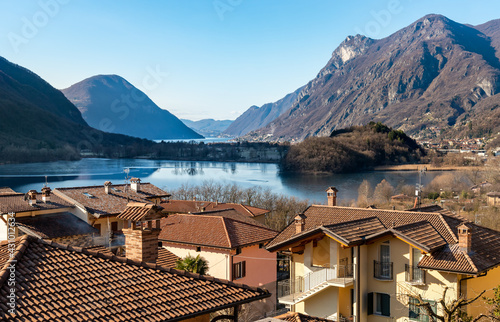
[232, 261, 246, 279]
[368, 292, 390, 317]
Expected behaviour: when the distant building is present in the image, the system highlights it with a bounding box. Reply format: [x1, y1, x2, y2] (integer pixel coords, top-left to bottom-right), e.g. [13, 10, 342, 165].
[487, 192, 500, 206]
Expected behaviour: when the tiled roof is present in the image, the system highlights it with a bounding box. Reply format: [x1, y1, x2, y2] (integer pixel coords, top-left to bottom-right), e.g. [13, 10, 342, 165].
[273, 312, 333, 322]
[191, 208, 270, 228]
[16, 212, 98, 239]
[0, 236, 270, 321]
[161, 200, 270, 218]
[487, 192, 500, 197]
[267, 205, 500, 275]
[0, 187, 16, 195]
[267, 206, 457, 250]
[117, 202, 164, 221]
[0, 192, 72, 214]
[160, 214, 278, 249]
[54, 183, 168, 216]
[392, 221, 447, 252]
[324, 217, 386, 244]
[157, 247, 180, 268]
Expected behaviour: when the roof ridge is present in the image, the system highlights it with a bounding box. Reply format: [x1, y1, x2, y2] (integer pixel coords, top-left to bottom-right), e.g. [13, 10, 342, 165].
[463, 251, 479, 273]
[309, 204, 442, 216]
[0, 235, 31, 287]
[26, 236, 269, 295]
[55, 183, 154, 190]
[437, 214, 459, 243]
[220, 217, 233, 248]
[177, 212, 277, 231]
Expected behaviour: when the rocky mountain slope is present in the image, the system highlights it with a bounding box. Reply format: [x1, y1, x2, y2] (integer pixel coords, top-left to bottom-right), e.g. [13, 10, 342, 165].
[181, 119, 232, 137]
[62, 75, 203, 140]
[246, 15, 500, 142]
[223, 86, 304, 137]
[0, 57, 153, 163]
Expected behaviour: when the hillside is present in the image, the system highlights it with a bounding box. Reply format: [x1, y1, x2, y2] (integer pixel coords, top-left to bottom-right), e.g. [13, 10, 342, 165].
[246, 15, 500, 142]
[223, 86, 304, 137]
[181, 119, 232, 137]
[281, 122, 424, 173]
[0, 57, 154, 163]
[62, 75, 203, 140]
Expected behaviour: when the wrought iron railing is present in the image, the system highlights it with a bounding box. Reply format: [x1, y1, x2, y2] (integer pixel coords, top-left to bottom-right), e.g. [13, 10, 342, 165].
[374, 260, 393, 280]
[405, 264, 425, 284]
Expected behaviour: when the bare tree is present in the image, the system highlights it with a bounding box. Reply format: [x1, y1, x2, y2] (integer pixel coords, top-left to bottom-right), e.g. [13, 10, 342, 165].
[357, 179, 373, 207]
[373, 179, 394, 204]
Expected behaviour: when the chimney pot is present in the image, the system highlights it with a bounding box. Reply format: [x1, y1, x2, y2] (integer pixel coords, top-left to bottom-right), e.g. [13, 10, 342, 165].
[294, 213, 307, 234]
[27, 190, 38, 206]
[41, 187, 51, 203]
[326, 186, 338, 207]
[104, 181, 112, 194]
[130, 178, 141, 192]
[458, 223, 472, 253]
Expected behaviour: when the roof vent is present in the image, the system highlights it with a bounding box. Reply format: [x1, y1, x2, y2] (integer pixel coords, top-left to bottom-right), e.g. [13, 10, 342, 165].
[83, 192, 94, 199]
[104, 181, 112, 194]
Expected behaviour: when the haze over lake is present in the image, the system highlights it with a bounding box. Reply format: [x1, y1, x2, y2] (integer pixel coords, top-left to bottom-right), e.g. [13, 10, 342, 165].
[0, 158, 451, 203]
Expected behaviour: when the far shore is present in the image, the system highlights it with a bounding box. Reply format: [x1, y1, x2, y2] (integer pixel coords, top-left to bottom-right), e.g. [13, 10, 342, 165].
[373, 164, 484, 172]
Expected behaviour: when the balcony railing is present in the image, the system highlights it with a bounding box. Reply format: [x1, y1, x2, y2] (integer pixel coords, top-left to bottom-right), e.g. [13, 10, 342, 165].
[278, 264, 354, 303]
[374, 260, 393, 280]
[405, 264, 425, 284]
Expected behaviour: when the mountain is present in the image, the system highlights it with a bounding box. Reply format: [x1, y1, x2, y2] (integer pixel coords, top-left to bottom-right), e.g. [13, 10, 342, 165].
[181, 119, 233, 137]
[223, 86, 304, 137]
[62, 75, 203, 140]
[246, 15, 500, 142]
[0, 56, 154, 163]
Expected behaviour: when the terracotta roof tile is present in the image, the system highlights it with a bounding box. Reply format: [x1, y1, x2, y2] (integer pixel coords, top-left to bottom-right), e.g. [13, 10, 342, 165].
[0, 192, 72, 214]
[157, 248, 180, 268]
[0, 236, 269, 321]
[160, 214, 278, 249]
[55, 183, 168, 216]
[273, 311, 334, 321]
[16, 212, 98, 239]
[0, 187, 16, 195]
[324, 217, 386, 244]
[393, 221, 447, 252]
[117, 202, 164, 222]
[161, 200, 269, 218]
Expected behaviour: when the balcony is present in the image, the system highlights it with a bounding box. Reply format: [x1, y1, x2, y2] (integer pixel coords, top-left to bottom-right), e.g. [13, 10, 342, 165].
[405, 264, 425, 285]
[278, 264, 354, 305]
[374, 260, 393, 280]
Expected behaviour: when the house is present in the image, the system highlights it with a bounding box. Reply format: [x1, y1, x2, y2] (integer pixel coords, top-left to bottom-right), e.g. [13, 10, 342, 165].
[487, 192, 500, 206]
[266, 188, 500, 321]
[0, 215, 270, 321]
[53, 178, 170, 244]
[158, 210, 279, 319]
[160, 199, 270, 225]
[0, 187, 98, 245]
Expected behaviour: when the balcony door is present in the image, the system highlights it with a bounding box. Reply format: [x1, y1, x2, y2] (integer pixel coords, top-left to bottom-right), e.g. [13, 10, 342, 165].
[380, 243, 391, 278]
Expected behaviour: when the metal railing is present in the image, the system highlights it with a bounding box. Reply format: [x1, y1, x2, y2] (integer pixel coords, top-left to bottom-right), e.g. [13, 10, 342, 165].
[405, 264, 425, 284]
[278, 264, 354, 300]
[374, 260, 393, 280]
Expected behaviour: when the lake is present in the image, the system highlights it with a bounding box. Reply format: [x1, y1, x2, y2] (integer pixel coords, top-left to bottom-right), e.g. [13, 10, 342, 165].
[0, 158, 453, 203]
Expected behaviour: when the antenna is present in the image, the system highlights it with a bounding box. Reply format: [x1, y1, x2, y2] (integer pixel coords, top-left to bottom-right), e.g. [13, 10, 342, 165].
[415, 167, 427, 210]
[124, 168, 130, 200]
[44, 176, 48, 187]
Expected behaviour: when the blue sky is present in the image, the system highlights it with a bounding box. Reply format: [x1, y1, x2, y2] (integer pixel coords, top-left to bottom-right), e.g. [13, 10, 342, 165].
[1, 1, 500, 121]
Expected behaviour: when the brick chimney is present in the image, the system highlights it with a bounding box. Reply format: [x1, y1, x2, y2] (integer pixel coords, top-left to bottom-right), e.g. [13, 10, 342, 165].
[458, 223, 472, 253]
[130, 178, 141, 192]
[27, 190, 37, 206]
[294, 214, 307, 234]
[41, 187, 51, 203]
[326, 186, 338, 206]
[104, 181, 112, 194]
[123, 220, 161, 263]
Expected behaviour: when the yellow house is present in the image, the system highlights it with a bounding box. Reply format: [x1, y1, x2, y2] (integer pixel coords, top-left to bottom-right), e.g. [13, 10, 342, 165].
[267, 189, 500, 321]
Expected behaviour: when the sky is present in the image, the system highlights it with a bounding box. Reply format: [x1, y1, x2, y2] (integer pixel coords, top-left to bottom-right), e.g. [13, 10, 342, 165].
[1, 1, 500, 121]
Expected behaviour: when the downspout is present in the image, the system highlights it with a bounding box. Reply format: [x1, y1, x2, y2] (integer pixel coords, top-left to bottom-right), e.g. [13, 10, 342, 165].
[458, 272, 487, 298]
[356, 245, 361, 321]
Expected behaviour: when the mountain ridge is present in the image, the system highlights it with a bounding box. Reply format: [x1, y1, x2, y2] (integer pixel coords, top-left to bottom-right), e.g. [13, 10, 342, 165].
[62, 75, 203, 140]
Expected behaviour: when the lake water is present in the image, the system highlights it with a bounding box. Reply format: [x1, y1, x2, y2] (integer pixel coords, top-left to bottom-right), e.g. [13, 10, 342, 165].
[0, 158, 453, 204]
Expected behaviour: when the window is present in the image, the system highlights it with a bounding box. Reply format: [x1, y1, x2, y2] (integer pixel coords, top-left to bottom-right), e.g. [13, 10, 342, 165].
[409, 298, 436, 321]
[196, 246, 201, 252]
[259, 243, 264, 249]
[94, 224, 101, 235]
[111, 221, 118, 233]
[235, 248, 242, 255]
[368, 292, 390, 317]
[232, 261, 246, 279]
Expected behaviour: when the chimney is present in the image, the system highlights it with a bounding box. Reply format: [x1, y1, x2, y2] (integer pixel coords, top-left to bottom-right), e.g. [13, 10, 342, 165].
[27, 190, 37, 206]
[41, 187, 51, 203]
[123, 219, 161, 263]
[294, 214, 307, 234]
[458, 223, 472, 253]
[104, 181, 112, 194]
[130, 178, 141, 192]
[326, 186, 338, 206]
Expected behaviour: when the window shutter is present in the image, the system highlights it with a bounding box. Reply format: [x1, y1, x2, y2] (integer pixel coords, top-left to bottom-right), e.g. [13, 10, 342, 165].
[242, 261, 246, 278]
[367, 292, 373, 315]
[381, 293, 390, 317]
[232, 263, 236, 280]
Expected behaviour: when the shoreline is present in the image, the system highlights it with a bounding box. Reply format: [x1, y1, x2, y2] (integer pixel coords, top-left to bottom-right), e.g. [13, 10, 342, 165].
[372, 164, 483, 171]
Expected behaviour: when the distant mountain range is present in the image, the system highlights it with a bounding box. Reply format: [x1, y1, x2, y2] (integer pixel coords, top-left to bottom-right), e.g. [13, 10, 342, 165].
[181, 119, 233, 138]
[62, 75, 203, 140]
[223, 86, 304, 137]
[0, 57, 153, 163]
[243, 14, 500, 141]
